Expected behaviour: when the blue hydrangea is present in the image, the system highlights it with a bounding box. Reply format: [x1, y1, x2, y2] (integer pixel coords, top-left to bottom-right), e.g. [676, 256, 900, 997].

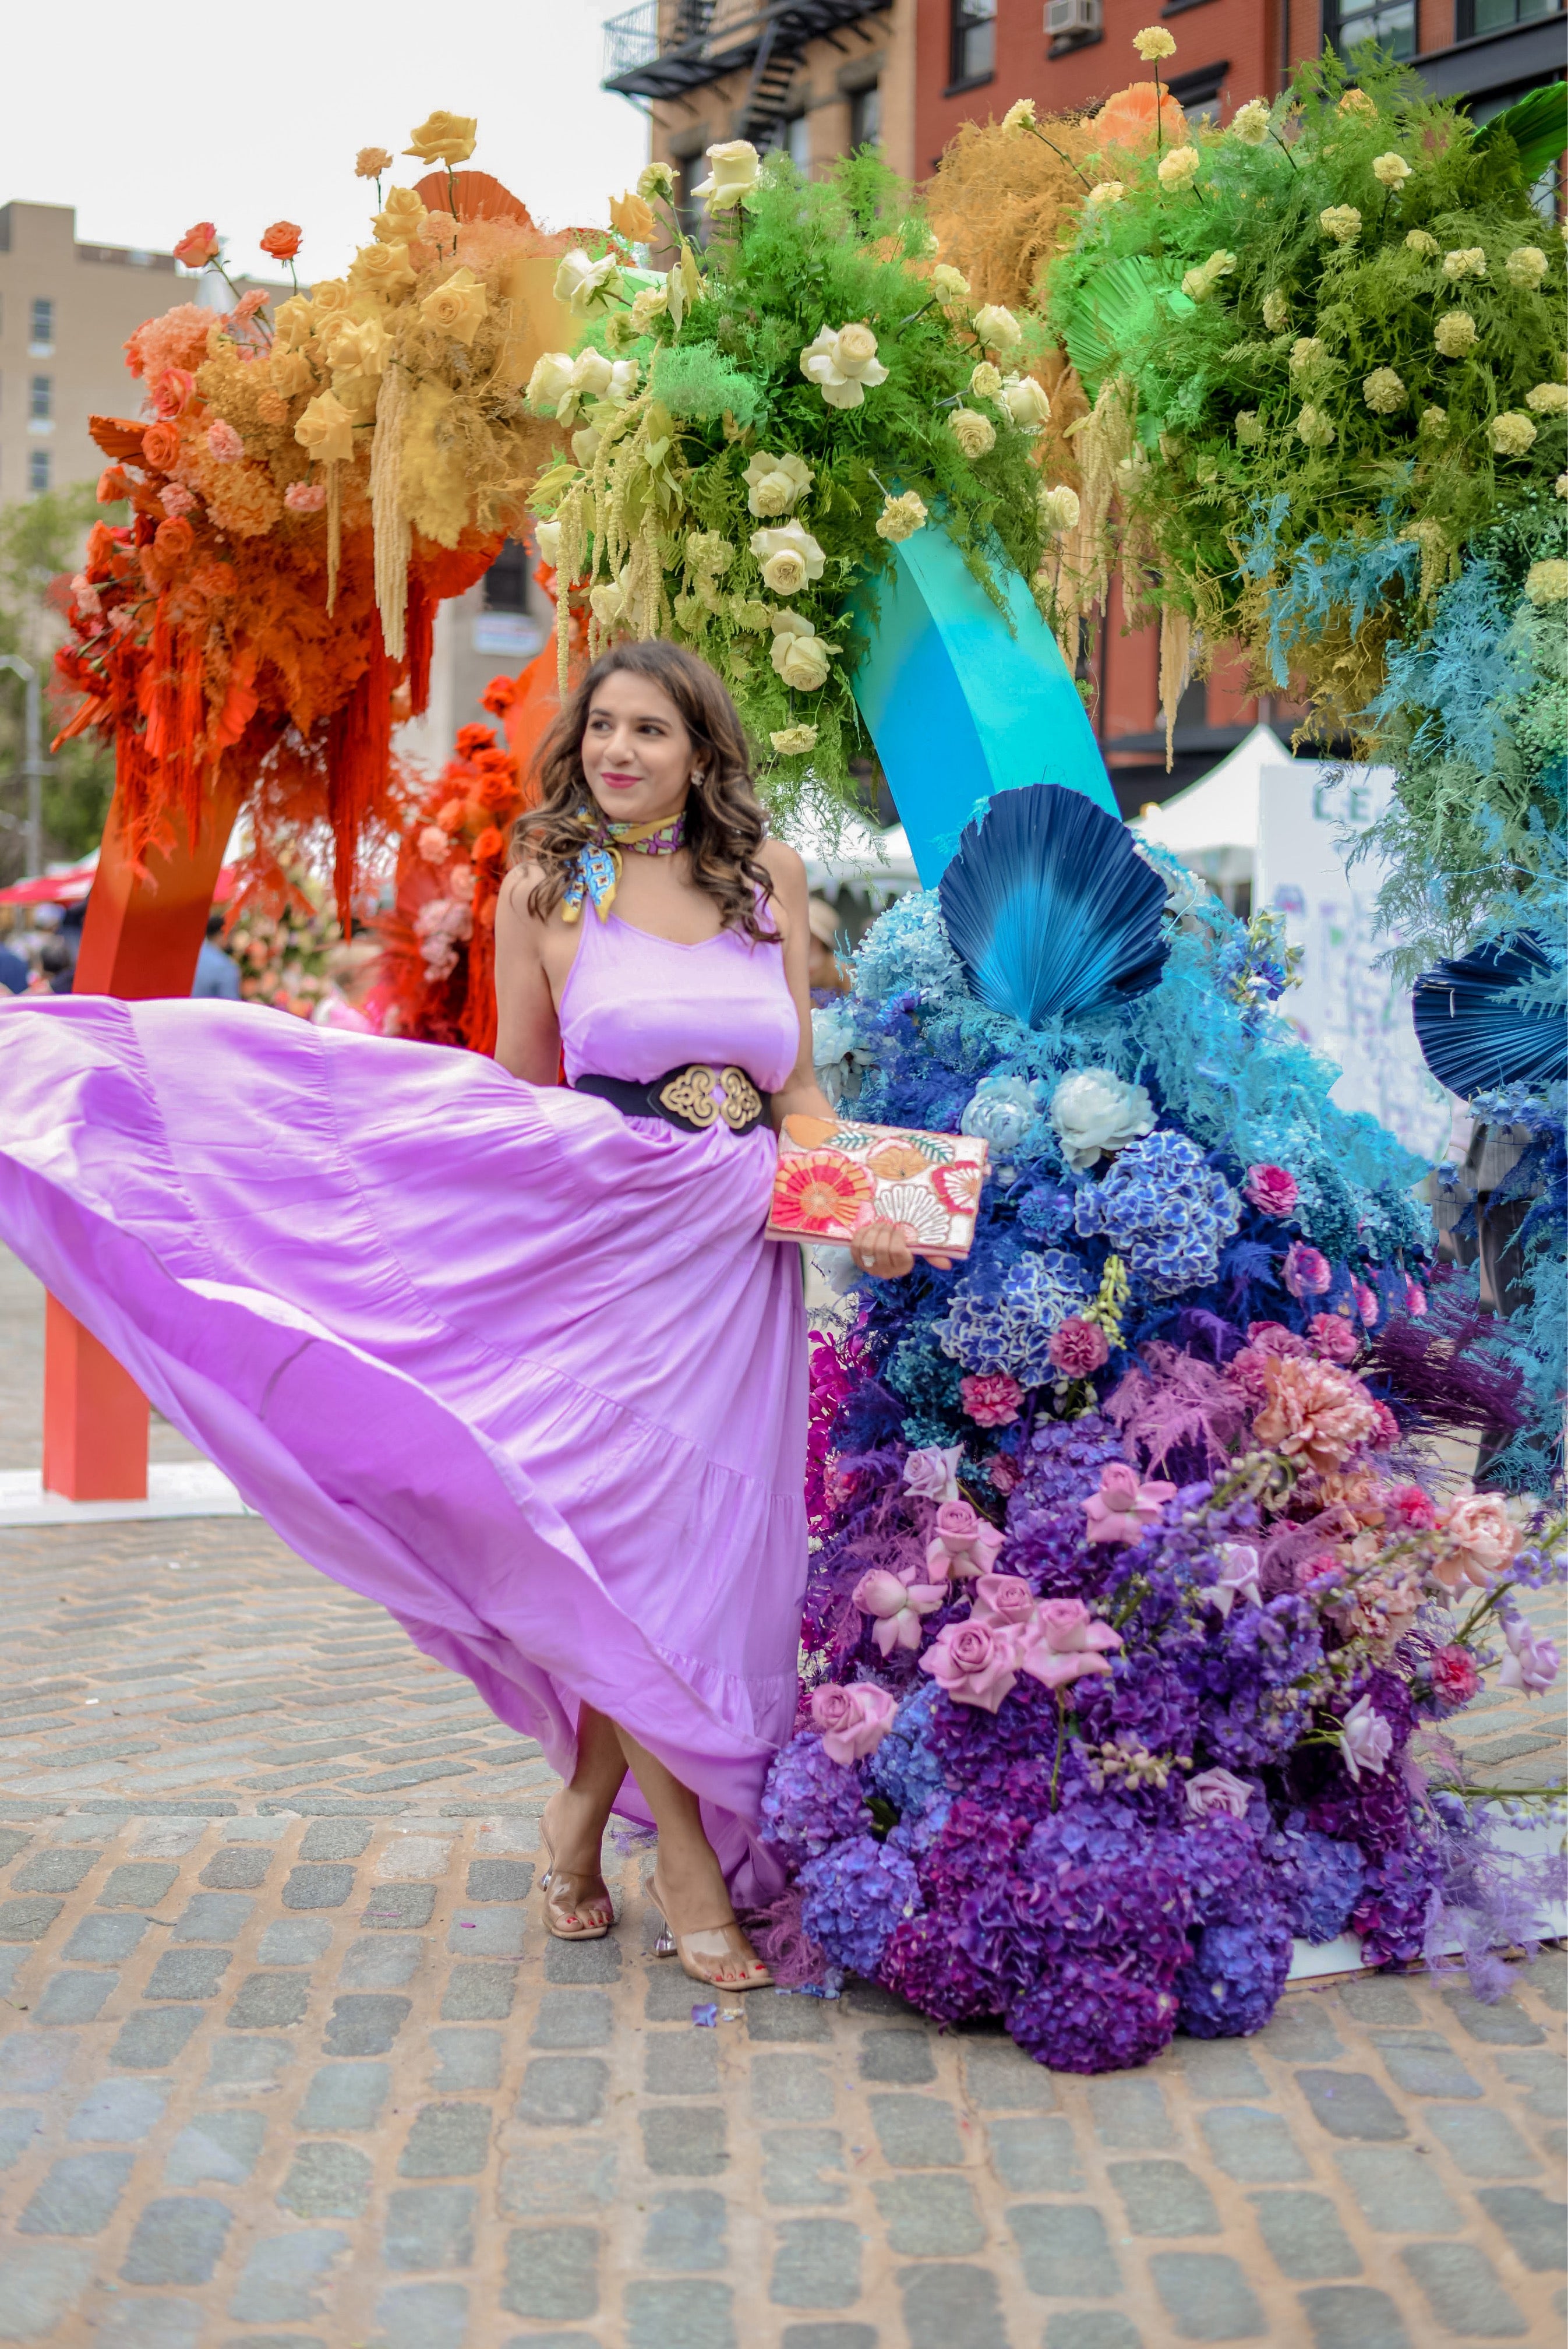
[1176, 1914, 1294, 2038]
[935, 1249, 1088, 1381]
[1074, 1129, 1239, 1298]
[1265, 1819, 1365, 1944]
[1016, 1183, 1074, 1243]
[867, 1683, 948, 1820]
[797, 1834, 923, 1977]
[760, 1733, 872, 1866]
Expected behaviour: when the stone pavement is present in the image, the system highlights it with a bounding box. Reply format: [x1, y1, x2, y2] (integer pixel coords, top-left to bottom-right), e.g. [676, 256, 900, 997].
[0, 1248, 1564, 2348]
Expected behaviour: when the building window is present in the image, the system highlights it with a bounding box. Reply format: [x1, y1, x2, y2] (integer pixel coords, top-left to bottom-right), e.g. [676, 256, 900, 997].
[1459, 0, 1562, 30]
[950, 0, 996, 87]
[1168, 62, 1229, 125]
[483, 541, 529, 613]
[850, 81, 882, 148]
[783, 111, 811, 171]
[29, 297, 54, 353]
[29, 376, 52, 421]
[29, 450, 50, 494]
[1323, 0, 1415, 60]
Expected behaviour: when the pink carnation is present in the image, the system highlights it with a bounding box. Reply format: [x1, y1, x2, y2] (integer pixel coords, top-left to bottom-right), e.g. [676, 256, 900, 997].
[1367, 1401, 1399, 1451]
[285, 481, 327, 513]
[1283, 1241, 1333, 1299]
[1428, 1645, 1481, 1706]
[1404, 1276, 1428, 1319]
[1047, 1315, 1109, 1378]
[1307, 1312, 1358, 1365]
[960, 1372, 1023, 1427]
[1387, 1484, 1438, 1530]
[159, 482, 197, 517]
[1295, 1551, 1344, 1593]
[1244, 1164, 1299, 1218]
[206, 419, 245, 462]
[809, 1681, 898, 1764]
[919, 1619, 1019, 1713]
[1252, 1356, 1378, 1475]
[1353, 1280, 1379, 1328]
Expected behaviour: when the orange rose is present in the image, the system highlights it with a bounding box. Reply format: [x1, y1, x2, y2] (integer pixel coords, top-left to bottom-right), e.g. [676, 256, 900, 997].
[141, 421, 182, 471]
[174, 221, 221, 269]
[260, 221, 302, 262]
[153, 516, 196, 565]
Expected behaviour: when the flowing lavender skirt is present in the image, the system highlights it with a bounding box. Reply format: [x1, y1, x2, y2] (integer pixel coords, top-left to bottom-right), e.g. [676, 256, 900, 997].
[0, 997, 808, 1901]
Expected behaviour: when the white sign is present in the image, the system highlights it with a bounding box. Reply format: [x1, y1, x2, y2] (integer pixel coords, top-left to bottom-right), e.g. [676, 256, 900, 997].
[472, 613, 544, 658]
[1257, 762, 1450, 1162]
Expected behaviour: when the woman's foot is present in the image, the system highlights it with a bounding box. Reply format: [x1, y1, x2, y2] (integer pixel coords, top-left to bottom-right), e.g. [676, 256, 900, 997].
[539, 1791, 615, 1939]
[647, 1861, 772, 1991]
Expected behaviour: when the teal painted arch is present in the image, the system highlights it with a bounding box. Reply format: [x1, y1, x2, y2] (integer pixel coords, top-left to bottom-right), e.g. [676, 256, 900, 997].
[849, 526, 1118, 888]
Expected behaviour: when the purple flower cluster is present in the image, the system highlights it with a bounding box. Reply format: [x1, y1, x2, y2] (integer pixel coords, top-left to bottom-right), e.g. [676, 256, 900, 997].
[760, 1733, 871, 1866]
[797, 1834, 921, 1977]
[1185, 1595, 1324, 1768]
[1262, 1814, 1366, 1944]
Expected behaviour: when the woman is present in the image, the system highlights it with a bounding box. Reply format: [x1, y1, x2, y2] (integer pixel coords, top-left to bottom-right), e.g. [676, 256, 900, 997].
[0, 641, 919, 1991]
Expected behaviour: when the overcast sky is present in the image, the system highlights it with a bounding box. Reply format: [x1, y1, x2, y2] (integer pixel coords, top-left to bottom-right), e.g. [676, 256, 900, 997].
[8, 1, 651, 281]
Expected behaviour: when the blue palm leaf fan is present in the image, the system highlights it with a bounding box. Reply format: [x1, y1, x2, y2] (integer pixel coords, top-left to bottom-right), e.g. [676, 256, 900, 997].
[1411, 934, 1568, 1098]
[938, 783, 1170, 1027]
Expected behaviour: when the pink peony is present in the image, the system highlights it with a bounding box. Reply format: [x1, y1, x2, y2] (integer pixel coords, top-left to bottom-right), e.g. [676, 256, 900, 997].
[1283, 1241, 1333, 1299]
[1307, 1312, 1358, 1365]
[1435, 1493, 1519, 1592]
[1083, 1460, 1175, 1545]
[1186, 1765, 1252, 1819]
[1200, 1542, 1262, 1618]
[1340, 1693, 1393, 1782]
[969, 1574, 1037, 1632]
[1404, 1276, 1428, 1319]
[1252, 1356, 1378, 1475]
[1048, 1315, 1110, 1378]
[1245, 1164, 1299, 1218]
[810, 1681, 898, 1764]
[986, 1452, 1020, 1496]
[1018, 1595, 1121, 1691]
[285, 481, 328, 513]
[206, 419, 245, 462]
[1499, 1616, 1560, 1697]
[903, 1444, 963, 1504]
[1387, 1484, 1438, 1530]
[960, 1372, 1023, 1427]
[926, 1499, 1005, 1582]
[919, 1619, 1019, 1713]
[1428, 1645, 1481, 1706]
[852, 1568, 944, 1656]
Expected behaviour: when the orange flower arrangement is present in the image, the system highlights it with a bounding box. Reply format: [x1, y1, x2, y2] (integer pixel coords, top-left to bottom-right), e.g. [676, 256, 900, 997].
[770, 1152, 877, 1237]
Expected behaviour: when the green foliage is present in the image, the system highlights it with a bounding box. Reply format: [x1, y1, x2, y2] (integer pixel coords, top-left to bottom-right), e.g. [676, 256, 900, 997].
[0, 483, 118, 877]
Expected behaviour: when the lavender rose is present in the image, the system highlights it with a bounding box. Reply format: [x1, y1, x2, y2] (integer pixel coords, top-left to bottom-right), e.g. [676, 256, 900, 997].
[809, 1682, 899, 1765]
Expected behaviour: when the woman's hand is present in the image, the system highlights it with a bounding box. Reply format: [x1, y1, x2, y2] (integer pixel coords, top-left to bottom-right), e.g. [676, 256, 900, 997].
[849, 1220, 952, 1281]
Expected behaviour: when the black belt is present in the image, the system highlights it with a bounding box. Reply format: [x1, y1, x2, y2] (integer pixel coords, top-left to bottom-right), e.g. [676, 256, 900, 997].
[574, 1063, 771, 1136]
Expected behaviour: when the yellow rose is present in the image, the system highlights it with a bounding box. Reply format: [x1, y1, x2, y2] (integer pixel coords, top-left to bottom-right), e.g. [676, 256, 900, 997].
[610, 191, 658, 243]
[271, 295, 316, 352]
[374, 187, 428, 246]
[325, 314, 390, 378]
[348, 243, 415, 297]
[309, 279, 352, 318]
[771, 627, 831, 692]
[294, 389, 356, 466]
[421, 266, 488, 348]
[692, 140, 761, 213]
[405, 111, 478, 166]
[269, 347, 314, 397]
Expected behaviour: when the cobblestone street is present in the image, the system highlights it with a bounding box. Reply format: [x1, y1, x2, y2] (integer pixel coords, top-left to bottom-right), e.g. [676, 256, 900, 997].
[0, 1255, 1564, 2348]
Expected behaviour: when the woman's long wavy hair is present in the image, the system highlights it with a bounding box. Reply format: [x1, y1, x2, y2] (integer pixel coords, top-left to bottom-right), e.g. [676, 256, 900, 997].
[511, 640, 777, 941]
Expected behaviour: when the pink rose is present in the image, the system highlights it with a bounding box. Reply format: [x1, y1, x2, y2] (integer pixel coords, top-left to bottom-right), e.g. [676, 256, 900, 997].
[852, 1568, 944, 1655]
[1387, 1484, 1438, 1531]
[1048, 1315, 1110, 1378]
[1245, 1164, 1299, 1218]
[1340, 1693, 1393, 1782]
[1082, 1461, 1175, 1545]
[960, 1372, 1023, 1427]
[1404, 1276, 1428, 1319]
[1499, 1616, 1559, 1697]
[903, 1444, 962, 1504]
[1435, 1493, 1518, 1591]
[1018, 1595, 1121, 1691]
[810, 1681, 898, 1764]
[919, 1619, 1019, 1712]
[1428, 1645, 1481, 1707]
[416, 826, 450, 864]
[969, 1574, 1037, 1631]
[1283, 1241, 1333, 1299]
[926, 1499, 1006, 1582]
[1185, 1765, 1251, 1820]
[1307, 1312, 1358, 1365]
[1200, 1542, 1262, 1618]
[206, 419, 245, 463]
[151, 367, 196, 418]
[986, 1452, 1019, 1496]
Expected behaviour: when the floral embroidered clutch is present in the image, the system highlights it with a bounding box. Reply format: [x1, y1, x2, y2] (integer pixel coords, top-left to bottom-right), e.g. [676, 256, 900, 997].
[766, 1115, 989, 1260]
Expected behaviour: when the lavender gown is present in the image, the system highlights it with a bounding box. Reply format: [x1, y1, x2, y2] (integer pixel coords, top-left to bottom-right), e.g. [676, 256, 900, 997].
[0, 909, 808, 1902]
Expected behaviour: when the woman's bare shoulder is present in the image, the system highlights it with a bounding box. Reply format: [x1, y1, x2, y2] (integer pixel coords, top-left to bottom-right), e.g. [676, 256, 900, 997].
[759, 837, 807, 893]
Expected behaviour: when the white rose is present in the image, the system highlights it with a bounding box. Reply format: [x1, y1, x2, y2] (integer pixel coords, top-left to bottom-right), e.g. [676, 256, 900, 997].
[571, 424, 603, 468]
[799, 322, 889, 409]
[973, 303, 1022, 352]
[532, 518, 562, 566]
[771, 629, 832, 690]
[1000, 375, 1051, 429]
[1050, 1068, 1155, 1172]
[605, 358, 641, 405]
[751, 520, 825, 597]
[589, 579, 626, 626]
[526, 351, 576, 412]
[744, 449, 814, 517]
[932, 263, 970, 298]
[554, 248, 622, 316]
[1039, 484, 1080, 533]
[692, 139, 761, 212]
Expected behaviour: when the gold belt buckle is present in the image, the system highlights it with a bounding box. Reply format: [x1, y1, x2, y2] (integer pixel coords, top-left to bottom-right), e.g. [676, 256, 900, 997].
[658, 1065, 718, 1127]
[719, 1067, 762, 1131]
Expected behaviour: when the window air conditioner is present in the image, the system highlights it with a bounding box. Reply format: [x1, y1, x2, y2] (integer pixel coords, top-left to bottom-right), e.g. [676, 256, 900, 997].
[1044, 0, 1101, 36]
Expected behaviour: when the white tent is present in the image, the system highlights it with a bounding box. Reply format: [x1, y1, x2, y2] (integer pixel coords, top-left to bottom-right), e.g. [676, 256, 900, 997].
[785, 810, 920, 898]
[1130, 721, 1286, 888]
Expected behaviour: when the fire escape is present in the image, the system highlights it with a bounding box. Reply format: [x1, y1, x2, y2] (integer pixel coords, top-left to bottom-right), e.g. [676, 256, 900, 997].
[602, 0, 890, 149]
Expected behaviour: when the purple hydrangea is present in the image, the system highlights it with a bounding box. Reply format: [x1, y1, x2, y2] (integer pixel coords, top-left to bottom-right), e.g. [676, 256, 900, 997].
[1177, 1916, 1294, 2038]
[878, 1909, 1000, 2024]
[925, 1677, 1063, 1805]
[1012, 1415, 1128, 1515]
[1352, 1843, 1442, 1966]
[797, 1834, 922, 1978]
[867, 1682, 948, 1821]
[760, 1732, 872, 1866]
[1262, 1814, 1365, 1944]
[1074, 1655, 1200, 1761]
[1185, 1595, 1324, 1768]
[1008, 1959, 1181, 2073]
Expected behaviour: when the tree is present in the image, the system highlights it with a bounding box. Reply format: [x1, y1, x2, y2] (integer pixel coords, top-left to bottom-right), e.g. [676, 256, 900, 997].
[0, 483, 121, 880]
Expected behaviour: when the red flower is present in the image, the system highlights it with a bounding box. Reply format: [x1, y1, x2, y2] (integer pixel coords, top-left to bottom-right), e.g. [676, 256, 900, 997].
[481, 675, 519, 717]
[174, 221, 221, 270]
[260, 221, 302, 262]
[771, 1151, 875, 1237]
[454, 722, 497, 759]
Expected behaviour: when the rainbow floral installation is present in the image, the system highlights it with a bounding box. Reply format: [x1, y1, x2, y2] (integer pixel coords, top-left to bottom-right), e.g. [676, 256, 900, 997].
[750, 878, 1565, 2068]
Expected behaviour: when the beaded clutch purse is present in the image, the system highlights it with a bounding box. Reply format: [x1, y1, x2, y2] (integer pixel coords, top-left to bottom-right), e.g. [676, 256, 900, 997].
[765, 1115, 989, 1261]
